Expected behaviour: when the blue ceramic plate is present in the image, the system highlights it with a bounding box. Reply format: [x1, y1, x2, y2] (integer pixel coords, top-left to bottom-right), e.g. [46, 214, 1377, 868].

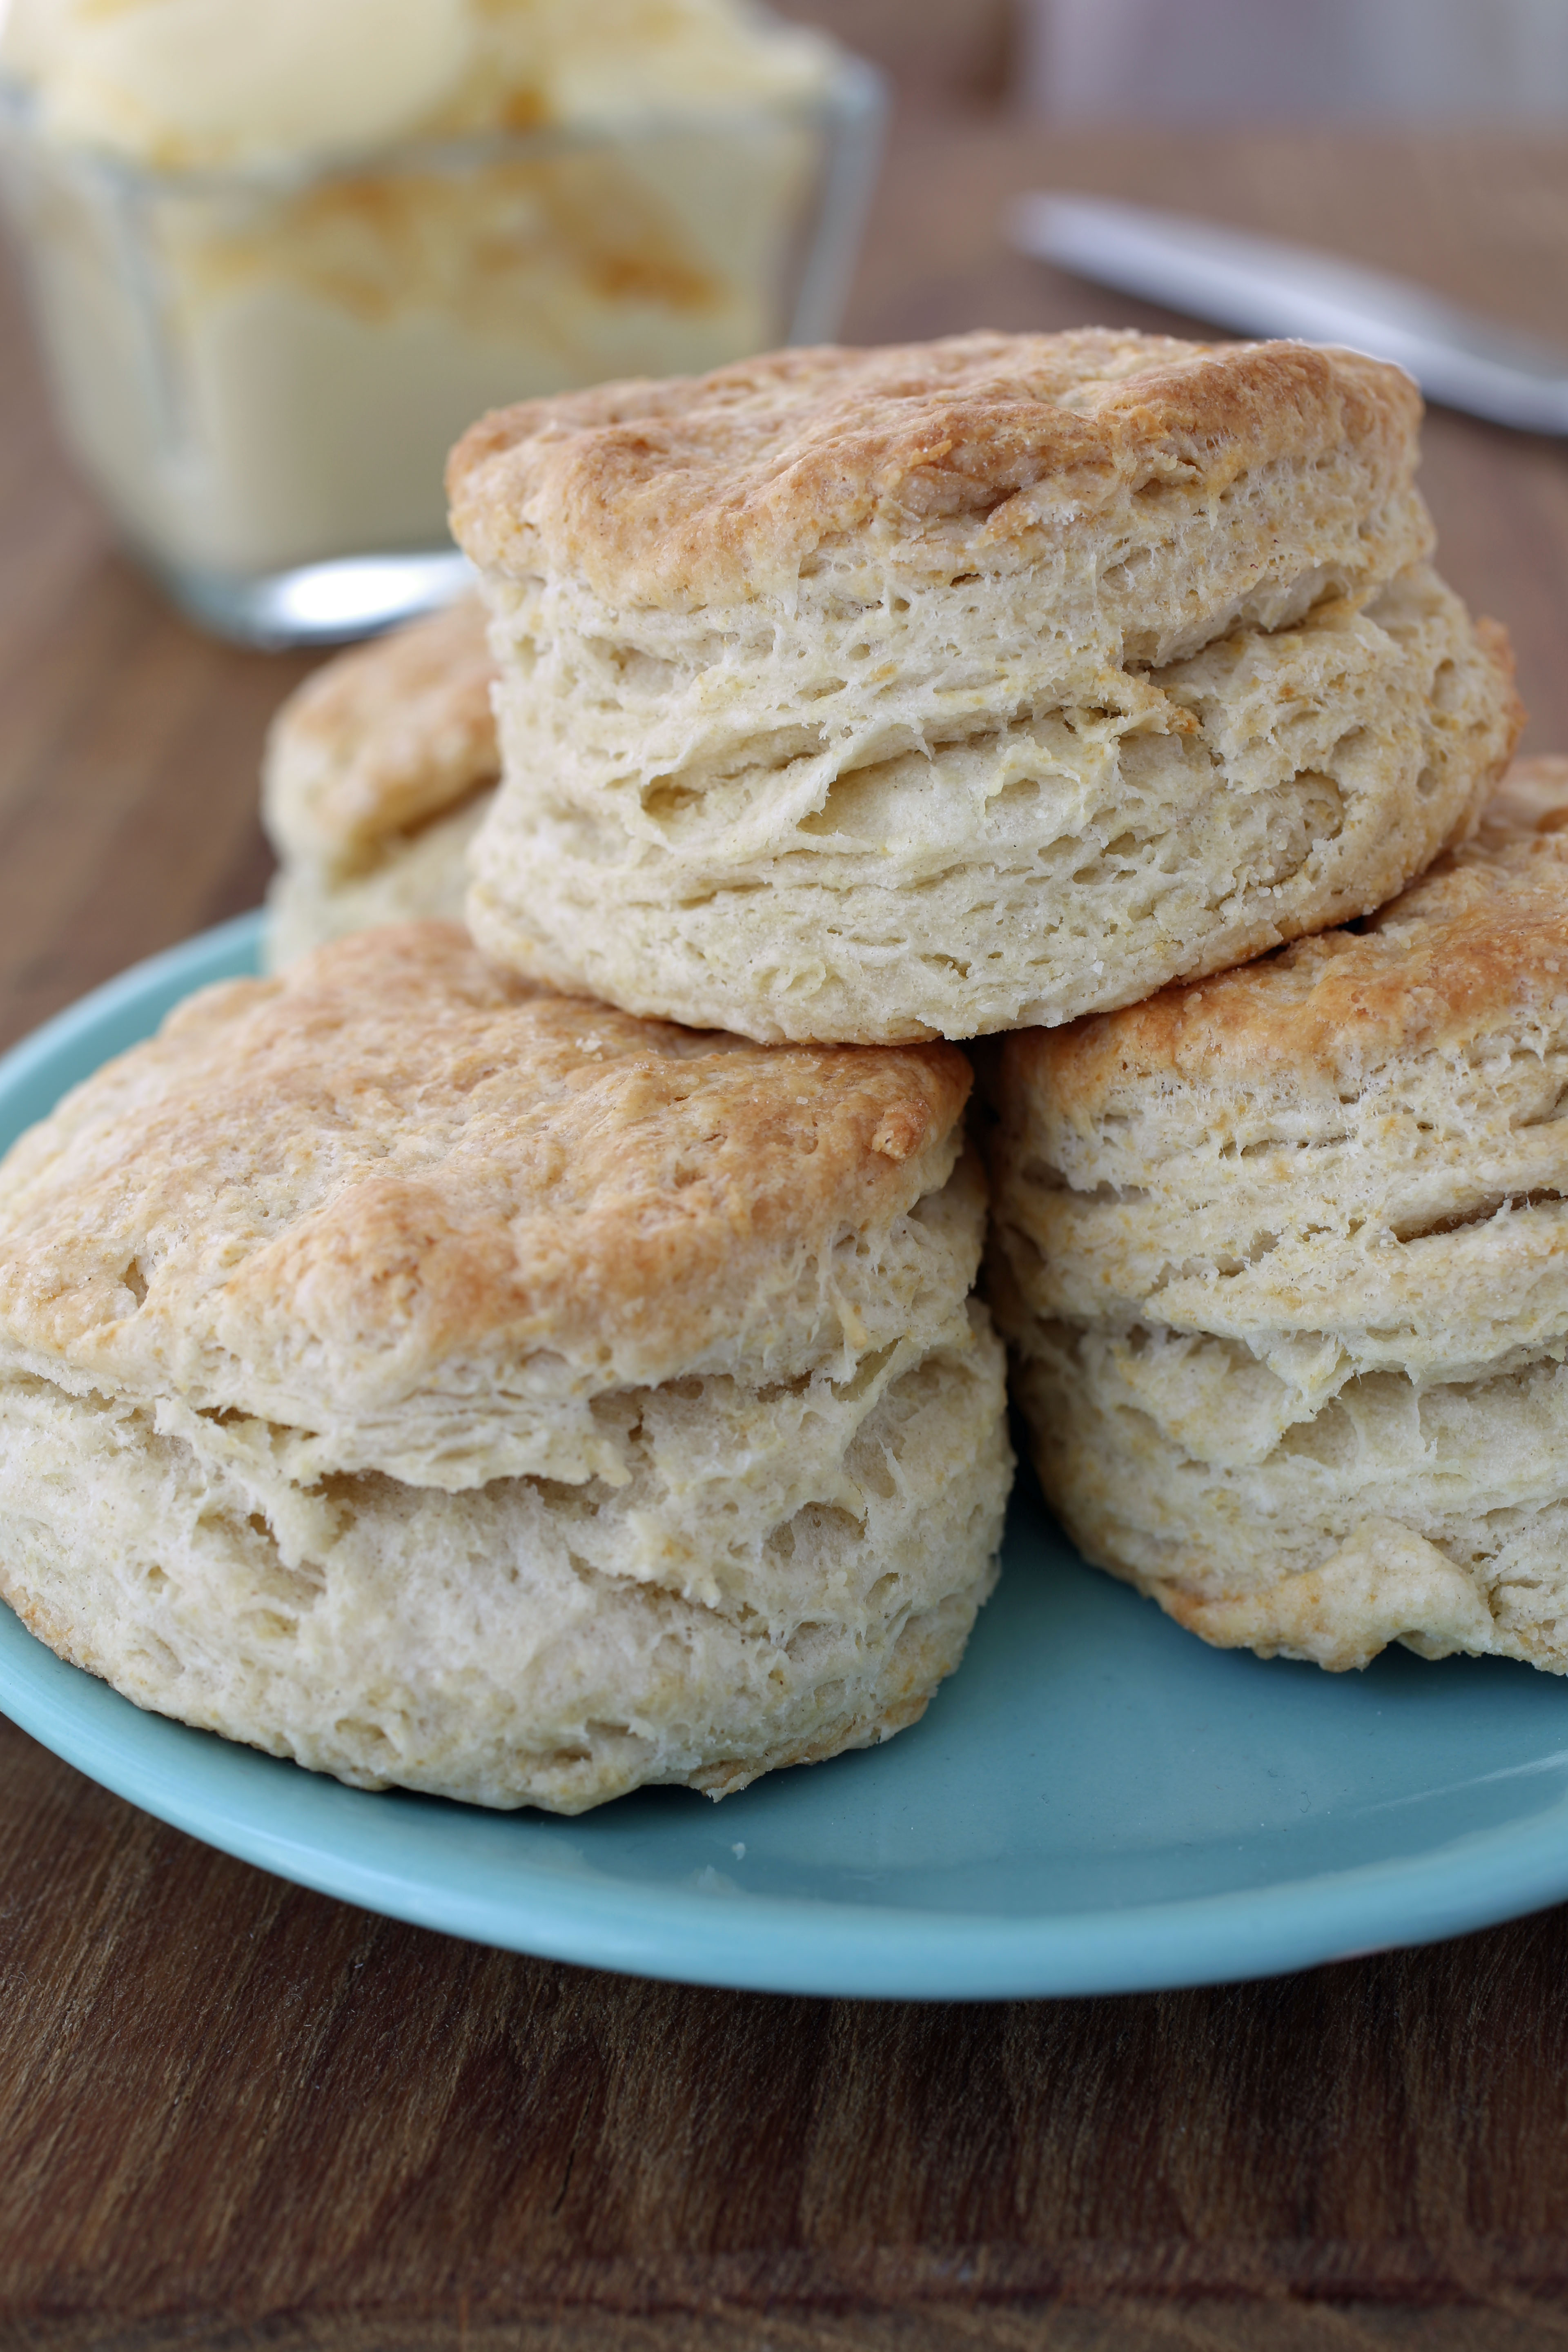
[3, 916, 1568, 1999]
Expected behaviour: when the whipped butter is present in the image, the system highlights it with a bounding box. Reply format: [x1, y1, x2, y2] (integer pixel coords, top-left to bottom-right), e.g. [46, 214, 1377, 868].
[0, 0, 844, 586]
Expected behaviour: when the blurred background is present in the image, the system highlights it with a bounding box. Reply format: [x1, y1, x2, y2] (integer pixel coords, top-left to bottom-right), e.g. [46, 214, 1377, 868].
[778, 0, 1568, 118]
[1018, 0, 1568, 121]
[8, 0, 1567, 650]
[775, 0, 1013, 112]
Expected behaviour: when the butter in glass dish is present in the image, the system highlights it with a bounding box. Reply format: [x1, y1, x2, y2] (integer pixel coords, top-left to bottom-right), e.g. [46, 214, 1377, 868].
[0, 0, 883, 644]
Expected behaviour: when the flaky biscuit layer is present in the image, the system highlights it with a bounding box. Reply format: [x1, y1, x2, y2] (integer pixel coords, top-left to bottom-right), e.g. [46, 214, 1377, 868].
[266, 793, 491, 968]
[1, 1306, 1010, 1812]
[469, 561, 1515, 1041]
[989, 761, 1568, 1673]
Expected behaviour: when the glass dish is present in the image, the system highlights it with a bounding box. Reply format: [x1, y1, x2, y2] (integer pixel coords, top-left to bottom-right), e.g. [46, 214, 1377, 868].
[0, 55, 884, 646]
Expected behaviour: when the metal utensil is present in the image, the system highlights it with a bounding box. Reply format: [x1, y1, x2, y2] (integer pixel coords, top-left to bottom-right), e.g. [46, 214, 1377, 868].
[1007, 190, 1568, 435]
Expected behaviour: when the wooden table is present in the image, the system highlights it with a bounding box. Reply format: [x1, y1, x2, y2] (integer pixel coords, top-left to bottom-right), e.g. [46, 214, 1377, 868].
[7, 111, 1568, 2352]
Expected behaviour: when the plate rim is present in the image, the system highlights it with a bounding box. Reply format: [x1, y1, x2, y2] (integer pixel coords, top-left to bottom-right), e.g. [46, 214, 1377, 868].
[3, 913, 1568, 2001]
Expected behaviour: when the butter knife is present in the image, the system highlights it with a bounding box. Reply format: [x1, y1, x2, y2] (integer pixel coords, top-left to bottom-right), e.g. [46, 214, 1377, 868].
[1006, 190, 1568, 436]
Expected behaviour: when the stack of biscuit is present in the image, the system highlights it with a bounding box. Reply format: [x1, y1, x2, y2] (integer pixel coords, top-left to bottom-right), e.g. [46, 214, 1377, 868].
[438, 325, 1540, 1686]
[0, 324, 1550, 1824]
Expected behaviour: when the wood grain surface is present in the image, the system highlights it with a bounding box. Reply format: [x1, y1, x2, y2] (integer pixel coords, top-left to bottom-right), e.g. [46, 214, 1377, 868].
[7, 87, 1568, 2352]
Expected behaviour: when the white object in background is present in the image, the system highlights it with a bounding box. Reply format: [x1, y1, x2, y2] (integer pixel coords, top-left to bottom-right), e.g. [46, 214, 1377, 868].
[1016, 0, 1568, 121]
[1007, 192, 1568, 435]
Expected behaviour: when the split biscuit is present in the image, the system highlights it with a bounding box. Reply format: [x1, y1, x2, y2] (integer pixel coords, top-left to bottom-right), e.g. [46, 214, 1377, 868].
[0, 924, 1011, 1811]
[263, 597, 499, 966]
[988, 757, 1568, 1675]
[449, 328, 1517, 1045]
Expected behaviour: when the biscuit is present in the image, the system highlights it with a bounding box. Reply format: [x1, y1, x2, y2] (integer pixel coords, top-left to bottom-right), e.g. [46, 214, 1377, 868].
[987, 758, 1568, 1675]
[262, 597, 499, 965]
[448, 329, 1516, 1044]
[0, 924, 1011, 1810]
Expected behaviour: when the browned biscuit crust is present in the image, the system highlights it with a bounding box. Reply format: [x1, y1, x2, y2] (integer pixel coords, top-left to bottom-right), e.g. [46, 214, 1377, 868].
[0, 923, 971, 1437]
[448, 328, 1424, 609]
[263, 596, 499, 874]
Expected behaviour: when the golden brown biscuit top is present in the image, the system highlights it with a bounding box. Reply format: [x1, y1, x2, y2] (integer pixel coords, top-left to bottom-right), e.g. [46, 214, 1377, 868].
[262, 597, 499, 868]
[1005, 760, 1568, 1114]
[447, 329, 1423, 607]
[0, 925, 969, 1412]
